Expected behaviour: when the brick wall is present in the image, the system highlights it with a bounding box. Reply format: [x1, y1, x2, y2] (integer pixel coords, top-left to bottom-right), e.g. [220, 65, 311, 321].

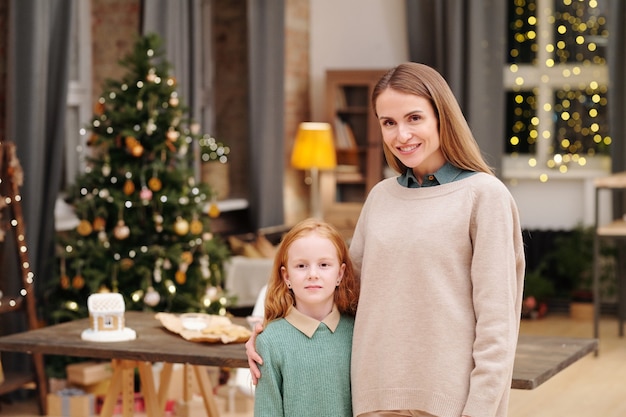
[91, 0, 142, 105]
[284, 0, 310, 224]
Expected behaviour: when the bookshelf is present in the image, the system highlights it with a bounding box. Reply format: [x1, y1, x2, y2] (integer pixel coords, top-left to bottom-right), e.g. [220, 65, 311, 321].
[321, 69, 387, 236]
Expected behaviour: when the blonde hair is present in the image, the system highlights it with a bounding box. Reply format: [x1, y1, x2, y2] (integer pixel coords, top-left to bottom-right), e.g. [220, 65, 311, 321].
[263, 218, 359, 325]
[372, 62, 494, 175]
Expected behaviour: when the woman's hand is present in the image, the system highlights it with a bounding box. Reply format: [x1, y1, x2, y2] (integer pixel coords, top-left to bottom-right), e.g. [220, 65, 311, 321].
[245, 322, 264, 384]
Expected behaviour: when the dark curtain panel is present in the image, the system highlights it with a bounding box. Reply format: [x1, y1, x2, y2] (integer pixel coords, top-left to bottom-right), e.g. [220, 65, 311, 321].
[2, 0, 71, 371]
[247, 0, 285, 229]
[405, 0, 506, 174]
[608, 0, 626, 216]
[142, 0, 203, 123]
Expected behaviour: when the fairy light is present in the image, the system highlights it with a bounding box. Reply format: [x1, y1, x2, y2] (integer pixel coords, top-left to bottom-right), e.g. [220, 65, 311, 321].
[0, 142, 37, 317]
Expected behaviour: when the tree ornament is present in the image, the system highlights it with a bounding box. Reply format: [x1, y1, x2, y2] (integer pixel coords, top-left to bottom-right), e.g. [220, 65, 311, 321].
[144, 286, 161, 307]
[181, 251, 193, 265]
[136, 100, 144, 110]
[72, 274, 85, 290]
[175, 269, 187, 284]
[166, 128, 178, 142]
[189, 218, 203, 235]
[208, 201, 220, 218]
[60, 274, 70, 289]
[113, 220, 130, 240]
[120, 258, 135, 271]
[146, 119, 157, 135]
[174, 217, 190, 235]
[123, 179, 135, 195]
[169, 95, 179, 107]
[130, 143, 144, 157]
[77, 219, 93, 236]
[93, 216, 106, 231]
[153, 213, 164, 232]
[140, 186, 153, 202]
[148, 176, 162, 192]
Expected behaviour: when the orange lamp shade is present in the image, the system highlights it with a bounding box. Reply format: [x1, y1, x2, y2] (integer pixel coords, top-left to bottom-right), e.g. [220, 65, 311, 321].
[291, 122, 337, 170]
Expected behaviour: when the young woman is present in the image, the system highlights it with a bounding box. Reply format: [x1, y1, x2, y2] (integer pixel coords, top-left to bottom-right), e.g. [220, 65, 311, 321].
[253, 218, 359, 417]
[248, 63, 525, 417]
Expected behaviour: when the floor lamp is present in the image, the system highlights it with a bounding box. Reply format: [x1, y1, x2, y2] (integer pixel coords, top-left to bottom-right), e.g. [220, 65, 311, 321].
[291, 122, 337, 219]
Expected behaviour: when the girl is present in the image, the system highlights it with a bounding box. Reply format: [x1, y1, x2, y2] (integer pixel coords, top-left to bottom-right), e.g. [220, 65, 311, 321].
[253, 218, 359, 417]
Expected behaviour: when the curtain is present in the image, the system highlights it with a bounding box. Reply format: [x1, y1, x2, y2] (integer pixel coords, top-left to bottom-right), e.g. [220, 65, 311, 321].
[405, 0, 506, 175]
[2, 0, 72, 372]
[142, 0, 203, 124]
[608, 0, 626, 174]
[247, 0, 285, 229]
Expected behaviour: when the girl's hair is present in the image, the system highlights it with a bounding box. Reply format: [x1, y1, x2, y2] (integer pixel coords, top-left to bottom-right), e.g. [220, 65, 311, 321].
[263, 218, 359, 325]
[372, 62, 494, 176]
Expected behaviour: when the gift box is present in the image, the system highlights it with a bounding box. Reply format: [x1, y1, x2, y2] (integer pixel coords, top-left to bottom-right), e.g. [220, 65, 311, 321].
[46, 388, 95, 417]
[95, 392, 145, 415]
[66, 361, 113, 386]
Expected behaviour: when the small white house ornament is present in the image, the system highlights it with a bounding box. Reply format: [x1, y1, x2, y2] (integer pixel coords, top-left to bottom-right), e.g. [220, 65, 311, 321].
[81, 293, 136, 342]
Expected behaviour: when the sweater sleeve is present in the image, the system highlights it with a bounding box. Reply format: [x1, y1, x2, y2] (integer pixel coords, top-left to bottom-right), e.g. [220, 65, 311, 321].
[463, 178, 525, 417]
[254, 334, 285, 417]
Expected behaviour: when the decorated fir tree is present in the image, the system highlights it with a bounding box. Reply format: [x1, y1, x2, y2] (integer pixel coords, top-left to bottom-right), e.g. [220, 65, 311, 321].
[46, 34, 231, 324]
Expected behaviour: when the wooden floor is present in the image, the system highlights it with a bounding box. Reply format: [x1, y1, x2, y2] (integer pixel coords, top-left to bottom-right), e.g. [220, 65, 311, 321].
[1, 314, 624, 417]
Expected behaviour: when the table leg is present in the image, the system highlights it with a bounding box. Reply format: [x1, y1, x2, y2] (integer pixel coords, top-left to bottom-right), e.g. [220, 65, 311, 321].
[99, 359, 135, 417]
[157, 362, 174, 411]
[193, 365, 220, 417]
[137, 361, 162, 417]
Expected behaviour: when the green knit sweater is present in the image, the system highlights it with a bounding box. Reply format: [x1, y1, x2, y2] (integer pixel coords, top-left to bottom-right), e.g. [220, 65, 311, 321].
[254, 312, 354, 417]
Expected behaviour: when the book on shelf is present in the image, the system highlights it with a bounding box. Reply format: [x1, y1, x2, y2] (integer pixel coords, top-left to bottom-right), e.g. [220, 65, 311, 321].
[333, 117, 358, 149]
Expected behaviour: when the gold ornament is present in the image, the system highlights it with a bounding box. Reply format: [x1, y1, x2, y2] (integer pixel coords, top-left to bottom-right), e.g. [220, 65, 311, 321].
[130, 143, 144, 157]
[208, 202, 220, 218]
[123, 179, 135, 195]
[189, 219, 203, 235]
[175, 269, 187, 284]
[120, 258, 135, 271]
[77, 219, 93, 236]
[181, 251, 193, 264]
[148, 177, 162, 192]
[174, 217, 189, 236]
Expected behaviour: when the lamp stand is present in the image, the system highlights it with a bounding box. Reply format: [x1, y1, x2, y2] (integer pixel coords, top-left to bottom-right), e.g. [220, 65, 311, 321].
[310, 167, 322, 219]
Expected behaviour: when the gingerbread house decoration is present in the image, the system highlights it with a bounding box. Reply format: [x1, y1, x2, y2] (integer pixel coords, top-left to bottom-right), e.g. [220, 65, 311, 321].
[81, 293, 136, 342]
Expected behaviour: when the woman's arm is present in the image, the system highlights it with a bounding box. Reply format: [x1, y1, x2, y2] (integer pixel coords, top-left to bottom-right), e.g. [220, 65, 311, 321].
[245, 322, 264, 384]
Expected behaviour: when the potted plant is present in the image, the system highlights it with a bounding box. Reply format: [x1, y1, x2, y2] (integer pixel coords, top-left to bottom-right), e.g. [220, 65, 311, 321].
[543, 224, 616, 319]
[522, 260, 554, 319]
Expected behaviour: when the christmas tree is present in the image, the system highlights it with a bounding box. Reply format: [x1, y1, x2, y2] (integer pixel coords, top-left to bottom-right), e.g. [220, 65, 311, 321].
[46, 34, 231, 324]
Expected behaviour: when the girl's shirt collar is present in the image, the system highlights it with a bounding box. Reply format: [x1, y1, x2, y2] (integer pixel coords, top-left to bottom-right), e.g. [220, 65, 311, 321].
[284, 304, 340, 338]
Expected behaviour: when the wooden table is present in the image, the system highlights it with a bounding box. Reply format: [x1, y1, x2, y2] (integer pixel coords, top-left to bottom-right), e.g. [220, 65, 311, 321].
[512, 334, 597, 389]
[0, 311, 249, 417]
[0, 312, 598, 415]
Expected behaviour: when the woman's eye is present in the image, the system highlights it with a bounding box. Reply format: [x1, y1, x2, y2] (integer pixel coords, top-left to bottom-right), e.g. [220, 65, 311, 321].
[409, 114, 421, 122]
[381, 119, 395, 127]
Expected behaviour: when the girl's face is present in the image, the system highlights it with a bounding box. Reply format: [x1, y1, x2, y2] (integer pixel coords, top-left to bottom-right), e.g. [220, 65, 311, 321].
[376, 88, 446, 181]
[281, 231, 345, 319]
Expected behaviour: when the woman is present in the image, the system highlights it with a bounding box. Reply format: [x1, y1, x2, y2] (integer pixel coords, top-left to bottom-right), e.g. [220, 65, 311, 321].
[248, 63, 525, 417]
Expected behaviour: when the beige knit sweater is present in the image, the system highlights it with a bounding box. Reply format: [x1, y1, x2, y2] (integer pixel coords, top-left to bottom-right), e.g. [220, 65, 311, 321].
[349, 173, 525, 417]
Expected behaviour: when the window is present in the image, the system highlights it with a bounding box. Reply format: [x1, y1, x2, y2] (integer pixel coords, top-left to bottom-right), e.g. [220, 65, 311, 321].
[504, 0, 610, 181]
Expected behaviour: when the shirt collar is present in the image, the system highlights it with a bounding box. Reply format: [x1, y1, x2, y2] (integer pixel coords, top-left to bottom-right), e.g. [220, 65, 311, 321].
[285, 304, 341, 338]
[397, 162, 465, 188]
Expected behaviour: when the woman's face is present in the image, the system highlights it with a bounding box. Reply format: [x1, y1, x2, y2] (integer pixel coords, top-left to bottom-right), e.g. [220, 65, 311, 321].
[376, 88, 446, 181]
